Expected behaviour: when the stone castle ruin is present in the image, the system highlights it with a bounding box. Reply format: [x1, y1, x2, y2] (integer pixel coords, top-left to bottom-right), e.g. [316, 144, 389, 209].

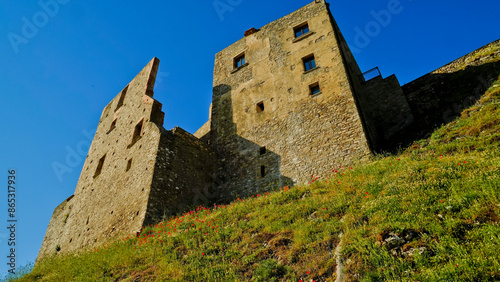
[37, 0, 500, 261]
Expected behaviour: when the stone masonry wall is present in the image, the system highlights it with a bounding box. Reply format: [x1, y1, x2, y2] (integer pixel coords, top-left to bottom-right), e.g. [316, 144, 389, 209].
[207, 0, 371, 200]
[37, 58, 164, 261]
[146, 127, 218, 224]
[327, 10, 378, 152]
[400, 40, 500, 145]
[358, 75, 414, 152]
[38, 1, 500, 264]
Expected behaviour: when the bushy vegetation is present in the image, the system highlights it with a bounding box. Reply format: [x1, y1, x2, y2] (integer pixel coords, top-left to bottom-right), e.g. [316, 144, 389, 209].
[14, 77, 500, 281]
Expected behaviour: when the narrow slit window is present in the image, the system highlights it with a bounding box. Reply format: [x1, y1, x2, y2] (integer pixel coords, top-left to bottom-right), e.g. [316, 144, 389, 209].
[94, 154, 106, 178]
[126, 159, 132, 172]
[310, 83, 321, 95]
[131, 120, 143, 144]
[256, 101, 264, 113]
[234, 54, 246, 68]
[115, 86, 128, 111]
[108, 119, 117, 133]
[260, 166, 266, 177]
[260, 146, 267, 155]
[303, 55, 316, 72]
[294, 23, 310, 38]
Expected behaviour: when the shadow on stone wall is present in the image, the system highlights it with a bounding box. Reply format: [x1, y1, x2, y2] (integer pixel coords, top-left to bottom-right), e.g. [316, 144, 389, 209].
[207, 84, 294, 204]
[386, 60, 500, 152]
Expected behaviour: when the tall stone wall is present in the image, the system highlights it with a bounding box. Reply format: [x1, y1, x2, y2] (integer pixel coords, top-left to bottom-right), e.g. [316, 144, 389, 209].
[145, 127, 218, 224]
[37, 58, 164, 261]
[327, 11, 379, 152]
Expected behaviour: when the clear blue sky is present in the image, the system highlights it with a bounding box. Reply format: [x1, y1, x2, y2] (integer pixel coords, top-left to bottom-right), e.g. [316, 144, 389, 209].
[0, 0, 499, 276]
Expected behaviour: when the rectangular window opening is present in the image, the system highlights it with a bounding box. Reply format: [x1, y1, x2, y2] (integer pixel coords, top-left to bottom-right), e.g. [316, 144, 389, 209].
[94, 154, 106, 178]
[303, 55, 316, 72]
[131, 120, 143, 144]
[310, 83, 321, 95]
[256, 101, 264, 113]
[294, 23, 310, 38]
[126, 159, 132, 172]
[260, 146, 267, 155]
[260, 166, 266, 177]
[115, 86, 128, 111]
[234, 53, 246, 68]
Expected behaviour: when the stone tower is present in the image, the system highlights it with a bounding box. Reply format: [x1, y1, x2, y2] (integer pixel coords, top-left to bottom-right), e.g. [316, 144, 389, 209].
[193, 0, 383, 201]
[37, 58, 217, 260]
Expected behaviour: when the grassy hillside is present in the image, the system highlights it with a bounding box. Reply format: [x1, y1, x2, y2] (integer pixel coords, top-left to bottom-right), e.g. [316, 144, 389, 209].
[11, 76, 500, 281]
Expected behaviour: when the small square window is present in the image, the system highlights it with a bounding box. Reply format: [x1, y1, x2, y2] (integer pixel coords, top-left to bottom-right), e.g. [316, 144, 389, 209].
[256, 101, 264, 113]
[294, 23, 310, 38]
[303, 55, 316, 72]
[260, 146, 267, 155]
[310, 83, 321, 95]
[234, 54, 246, 68]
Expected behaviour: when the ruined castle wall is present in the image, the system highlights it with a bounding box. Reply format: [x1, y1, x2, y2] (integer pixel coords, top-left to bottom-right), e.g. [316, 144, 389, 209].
[326, 10, 379, 152]
[359, 75, 414, 151]
[209, 0, 371, 199]
[327, 8, 414, 152]
[401, 40, 500, 143]
[194, 120, 211, 139]
[37, 59, 164, 261]
[36, 196, 74, 261]
[145, 127, 218, 224]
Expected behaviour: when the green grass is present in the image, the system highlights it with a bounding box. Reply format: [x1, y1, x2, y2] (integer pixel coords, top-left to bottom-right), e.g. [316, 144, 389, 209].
[14, 76, 500, 281]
